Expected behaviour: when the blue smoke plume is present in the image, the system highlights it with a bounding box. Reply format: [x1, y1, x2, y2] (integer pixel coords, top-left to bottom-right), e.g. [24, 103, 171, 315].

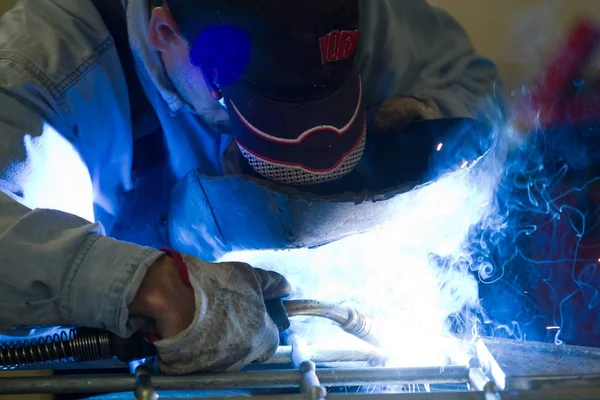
[474, 121, 600, 347]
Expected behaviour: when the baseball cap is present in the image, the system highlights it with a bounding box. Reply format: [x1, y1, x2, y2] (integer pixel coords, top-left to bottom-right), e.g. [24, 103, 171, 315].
[167, 0, 366, 185]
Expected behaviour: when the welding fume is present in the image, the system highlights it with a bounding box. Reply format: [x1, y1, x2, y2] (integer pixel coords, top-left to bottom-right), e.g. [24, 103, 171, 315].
[0, 0, 508, 375]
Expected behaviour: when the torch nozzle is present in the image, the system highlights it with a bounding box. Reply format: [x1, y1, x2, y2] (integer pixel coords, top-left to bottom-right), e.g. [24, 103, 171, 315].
[282, 300, 382, 348]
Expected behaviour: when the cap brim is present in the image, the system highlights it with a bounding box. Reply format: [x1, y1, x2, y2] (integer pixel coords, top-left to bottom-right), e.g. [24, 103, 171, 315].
[223, 72, 366, 184]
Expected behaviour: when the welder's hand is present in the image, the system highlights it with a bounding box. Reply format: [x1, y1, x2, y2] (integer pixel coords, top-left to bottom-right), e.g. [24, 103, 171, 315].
[373, 96, 442, 133]
[151, 253, 291, 374]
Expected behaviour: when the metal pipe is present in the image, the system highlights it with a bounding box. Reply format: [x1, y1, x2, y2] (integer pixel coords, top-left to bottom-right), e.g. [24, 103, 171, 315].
[283, 300, 382, 348]
[467, 358, 490, 392]
[0, 366, 470, 395]
[483, 382, 502, 400]
[286, 334, 311, 368]
[475, 338, 506, 390]
[285, 333, 327, 399]
[96, 390, 600, 400]
[468, 368, 490, 392]
[299, 362, 327, 400]
[134, 364, 158, 400]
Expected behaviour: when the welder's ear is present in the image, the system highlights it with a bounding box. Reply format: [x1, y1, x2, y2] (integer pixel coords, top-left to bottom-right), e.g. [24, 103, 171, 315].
[148, 6, 187, 53]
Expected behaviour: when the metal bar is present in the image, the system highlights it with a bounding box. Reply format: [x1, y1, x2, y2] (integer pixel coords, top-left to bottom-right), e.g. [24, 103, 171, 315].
[467, 368, 489, 392]
[151, 389, 600, 400]
[480, 337, 600, 378]
[268, 346, 386, 365]
[286, 333, 326, 399]
[284, 333, 326, 400]
[287, 334, 312, 368]
[157, 395, 484, 400]
[508, 374, 600, 391]
[466, 357, 490, 392]
[299, 362, 326, 400]
[475, 339, 505, 390]
[134, 364, 158, 400]
[0, 366, 470, 395]
[483, 382, 502, 400]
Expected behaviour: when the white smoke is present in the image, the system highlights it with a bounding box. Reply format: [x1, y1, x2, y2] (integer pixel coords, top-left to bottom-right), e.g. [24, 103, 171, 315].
[220, 137, 509, 368]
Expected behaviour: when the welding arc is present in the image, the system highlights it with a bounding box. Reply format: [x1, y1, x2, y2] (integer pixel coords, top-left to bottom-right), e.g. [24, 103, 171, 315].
[283, 300, 382, 348]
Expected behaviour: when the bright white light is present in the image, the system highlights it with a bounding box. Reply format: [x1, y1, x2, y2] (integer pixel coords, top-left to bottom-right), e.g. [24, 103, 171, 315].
[437, 143, 443, 151]
[19, 123, 94, 221]
[221, 164, 497, 368]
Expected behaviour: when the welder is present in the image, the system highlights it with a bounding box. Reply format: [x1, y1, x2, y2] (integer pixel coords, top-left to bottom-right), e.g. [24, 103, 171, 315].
[0, 0, 504, 374]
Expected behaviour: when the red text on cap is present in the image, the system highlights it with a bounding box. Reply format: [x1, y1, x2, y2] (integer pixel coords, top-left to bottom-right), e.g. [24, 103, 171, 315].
[319, 30, 360, 65]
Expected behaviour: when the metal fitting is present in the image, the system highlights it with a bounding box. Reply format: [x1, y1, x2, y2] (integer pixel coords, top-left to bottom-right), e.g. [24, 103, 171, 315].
[283, 300, 381, 348]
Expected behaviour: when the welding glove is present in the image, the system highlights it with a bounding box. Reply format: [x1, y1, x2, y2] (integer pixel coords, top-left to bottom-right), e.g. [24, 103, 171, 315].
[373, 96, 443, 133]
[153, 253, 291, 374]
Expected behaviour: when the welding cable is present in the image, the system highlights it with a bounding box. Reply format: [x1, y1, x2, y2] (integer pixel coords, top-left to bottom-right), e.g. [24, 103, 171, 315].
[0, 299, 383, 368]
[0, 300, 383, 369]
[282, 300, 382, 348]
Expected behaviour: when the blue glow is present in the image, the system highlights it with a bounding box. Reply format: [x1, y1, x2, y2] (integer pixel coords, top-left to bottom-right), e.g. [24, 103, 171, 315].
[473, 118, 600, 347]
[190, 25, 252, 87]
[220, 150, 505, 367]
[220, 108, 600, 361]
[19, 123, 94, 221]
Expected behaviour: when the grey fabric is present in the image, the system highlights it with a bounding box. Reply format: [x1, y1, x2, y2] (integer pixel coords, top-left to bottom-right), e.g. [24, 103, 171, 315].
[154, 254, 291, 374]
[373, 96, 443, 132]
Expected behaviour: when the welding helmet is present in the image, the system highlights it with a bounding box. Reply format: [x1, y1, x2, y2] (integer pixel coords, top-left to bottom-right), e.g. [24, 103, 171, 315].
[165, 0, 493, 261]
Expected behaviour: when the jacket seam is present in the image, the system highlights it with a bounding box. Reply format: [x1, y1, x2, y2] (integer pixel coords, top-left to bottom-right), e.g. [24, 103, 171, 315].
[0, 36, 115, 98]
[54, 36, 115, 94]
[61, 233, 102, 325]
[0, 51, 59, 96]
[0, 36, 115, 131]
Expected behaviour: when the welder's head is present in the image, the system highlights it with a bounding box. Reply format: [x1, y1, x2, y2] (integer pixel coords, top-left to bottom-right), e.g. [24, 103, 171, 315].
[149, 0, 365, 185]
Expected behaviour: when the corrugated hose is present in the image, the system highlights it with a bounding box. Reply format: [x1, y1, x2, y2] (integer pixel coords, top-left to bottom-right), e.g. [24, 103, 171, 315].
[0, 299, 381, 369]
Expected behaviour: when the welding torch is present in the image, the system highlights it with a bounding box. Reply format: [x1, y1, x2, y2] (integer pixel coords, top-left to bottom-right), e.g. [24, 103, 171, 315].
[273, 299, 382, 348]
[0, 299, 382, 368]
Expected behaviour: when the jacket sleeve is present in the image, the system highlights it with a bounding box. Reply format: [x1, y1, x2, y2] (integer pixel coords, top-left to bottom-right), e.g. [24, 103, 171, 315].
[358, 0, 508, 125]
[0, 61, 163, 338]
